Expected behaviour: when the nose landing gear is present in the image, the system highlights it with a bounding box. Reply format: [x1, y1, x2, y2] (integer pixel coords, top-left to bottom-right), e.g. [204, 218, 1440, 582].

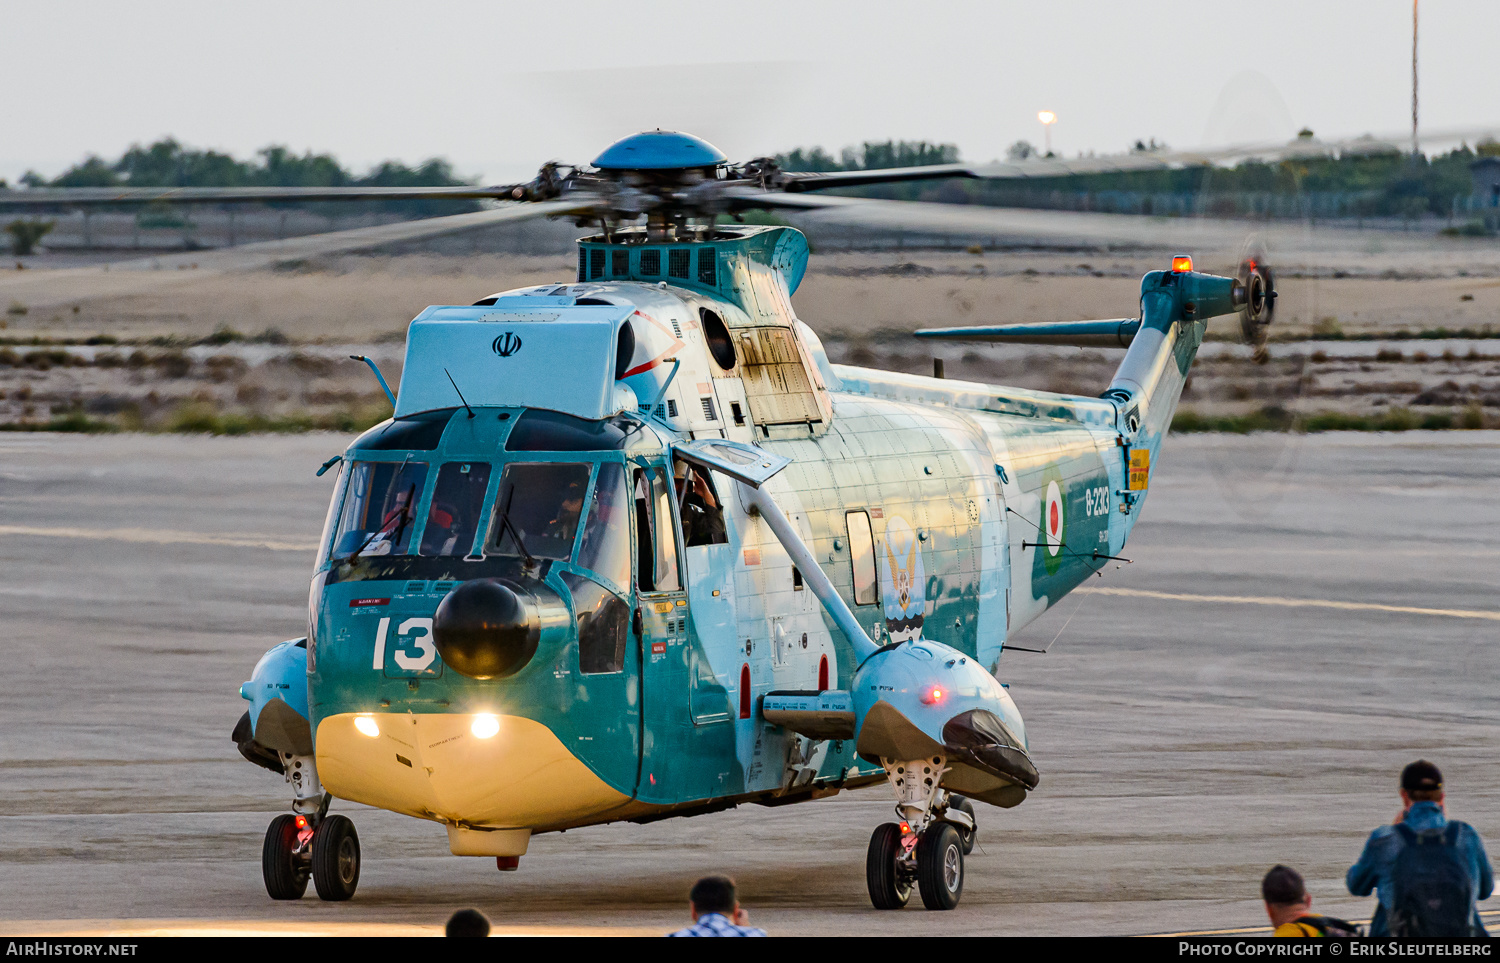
[865, 755, 973, 910]
[260, 752, 362, 901]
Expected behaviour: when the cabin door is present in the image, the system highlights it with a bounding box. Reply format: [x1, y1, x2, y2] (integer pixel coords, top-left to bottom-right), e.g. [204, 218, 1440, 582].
[631, 462, 693, 804]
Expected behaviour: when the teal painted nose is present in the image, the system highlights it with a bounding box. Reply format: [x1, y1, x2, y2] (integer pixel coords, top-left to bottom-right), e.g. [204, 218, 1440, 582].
[432, 579, 540, 679]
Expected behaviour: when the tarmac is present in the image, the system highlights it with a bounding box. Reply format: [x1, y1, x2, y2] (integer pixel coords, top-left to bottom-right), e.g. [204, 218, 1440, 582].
[1, 430, 1497, 937]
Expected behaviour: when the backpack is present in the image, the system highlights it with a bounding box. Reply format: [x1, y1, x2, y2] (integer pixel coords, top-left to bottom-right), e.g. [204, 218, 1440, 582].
[1288, 915, 1363, 938]
[1388, 823, 1476, 938]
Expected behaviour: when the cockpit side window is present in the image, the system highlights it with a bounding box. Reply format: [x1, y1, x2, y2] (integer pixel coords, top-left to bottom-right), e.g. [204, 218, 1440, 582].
[485, 462, 593, 561]
[315, 460, 346, 567]
[674, 460, 728, 548]
[564, 572, 629, 675]
[577, 461, 631, 591]
[420, 462, 492, 557]
[633, 466, 681, 593]
[330, 461, 429, 560]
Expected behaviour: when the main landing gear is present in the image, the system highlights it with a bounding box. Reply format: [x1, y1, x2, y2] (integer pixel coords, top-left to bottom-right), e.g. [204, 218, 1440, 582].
[261, 753, 361, 901]
[865, 756, 976, 911]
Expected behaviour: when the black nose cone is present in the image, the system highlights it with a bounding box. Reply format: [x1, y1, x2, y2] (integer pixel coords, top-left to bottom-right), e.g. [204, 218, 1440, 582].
[432, 579, 539, 679]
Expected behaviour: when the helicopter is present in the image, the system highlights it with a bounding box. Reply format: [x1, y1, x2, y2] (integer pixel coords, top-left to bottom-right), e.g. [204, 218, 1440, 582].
[4, 129, 1284, 910]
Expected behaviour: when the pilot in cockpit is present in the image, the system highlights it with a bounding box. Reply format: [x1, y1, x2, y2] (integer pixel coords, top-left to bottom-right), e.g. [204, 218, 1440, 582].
[674, 460, 727, 547]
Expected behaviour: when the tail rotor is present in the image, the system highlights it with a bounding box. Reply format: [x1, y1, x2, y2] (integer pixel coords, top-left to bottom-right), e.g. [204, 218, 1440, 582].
[1236, 238, 1277, 362]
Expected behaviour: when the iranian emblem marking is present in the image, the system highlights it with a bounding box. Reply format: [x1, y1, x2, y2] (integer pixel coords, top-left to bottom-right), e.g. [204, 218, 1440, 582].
[492, 332, 523, 357]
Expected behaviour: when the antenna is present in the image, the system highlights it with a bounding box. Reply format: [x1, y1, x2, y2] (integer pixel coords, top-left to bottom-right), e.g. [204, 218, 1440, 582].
[444, 368, 475, 419]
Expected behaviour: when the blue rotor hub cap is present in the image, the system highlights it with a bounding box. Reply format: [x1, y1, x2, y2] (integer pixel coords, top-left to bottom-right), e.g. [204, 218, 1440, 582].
[593, 130, 728, 171]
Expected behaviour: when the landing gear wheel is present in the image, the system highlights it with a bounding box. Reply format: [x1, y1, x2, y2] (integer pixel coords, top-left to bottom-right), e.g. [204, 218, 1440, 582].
[865, 822, 913, 910]
[916, 822, 964, 910]
[262, 814, 308, 900]
[311, 814, 360, 901]
[951, 795, 977, 854]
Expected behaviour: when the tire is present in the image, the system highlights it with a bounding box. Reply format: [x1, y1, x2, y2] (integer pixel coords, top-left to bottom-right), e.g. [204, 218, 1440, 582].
[262, 814, 308, 900]
[916, 822, 964, 910]
[311, 814, 360, 901]
[865, 822, 912, 910]
[951, 795, 977, 855]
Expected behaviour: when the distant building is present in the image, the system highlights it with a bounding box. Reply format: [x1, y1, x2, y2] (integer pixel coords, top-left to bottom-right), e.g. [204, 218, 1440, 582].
[1471, 157, 1500, 207]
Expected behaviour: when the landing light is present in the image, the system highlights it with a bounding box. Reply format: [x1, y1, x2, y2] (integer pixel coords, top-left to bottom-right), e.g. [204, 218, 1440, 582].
[471, 714, 501, 739]
[354, 715, 380, 738]
[1171, 255, 1194, 273]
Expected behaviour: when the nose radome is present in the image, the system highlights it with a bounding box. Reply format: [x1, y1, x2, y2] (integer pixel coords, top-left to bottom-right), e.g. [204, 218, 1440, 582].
[432, 579, 539, 679]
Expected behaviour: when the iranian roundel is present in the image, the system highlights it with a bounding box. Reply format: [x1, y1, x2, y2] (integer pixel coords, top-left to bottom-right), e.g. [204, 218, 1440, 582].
[1043, 480, 1064, 557]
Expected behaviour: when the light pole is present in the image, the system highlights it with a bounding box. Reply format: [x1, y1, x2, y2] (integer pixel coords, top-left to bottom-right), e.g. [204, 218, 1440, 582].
[1411, 0, 1419, 158]
[1038, 111, 1057, 157]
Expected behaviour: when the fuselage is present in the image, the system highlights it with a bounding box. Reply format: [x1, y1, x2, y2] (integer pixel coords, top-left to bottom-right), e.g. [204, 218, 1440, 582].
[303, 239, 1137, 850]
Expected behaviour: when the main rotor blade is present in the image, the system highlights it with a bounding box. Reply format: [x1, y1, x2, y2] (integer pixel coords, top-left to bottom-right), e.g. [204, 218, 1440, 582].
[0, 199, 591, 311]
[0, 184, 537, 207]
[781, 125, 1500, 191]
[763, 193, 1444, 258]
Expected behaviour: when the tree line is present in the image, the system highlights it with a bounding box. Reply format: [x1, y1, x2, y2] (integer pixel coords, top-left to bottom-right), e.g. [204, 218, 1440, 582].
[11, 138, 479, 218]
[774, 136, 1500, 218]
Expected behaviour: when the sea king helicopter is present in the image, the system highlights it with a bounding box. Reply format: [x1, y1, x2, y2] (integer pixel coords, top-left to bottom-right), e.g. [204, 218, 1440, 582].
[4, 130, 1284, 910]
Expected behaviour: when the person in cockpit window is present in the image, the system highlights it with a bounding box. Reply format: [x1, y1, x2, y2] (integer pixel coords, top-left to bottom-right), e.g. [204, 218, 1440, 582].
[675, 461, 727, 547]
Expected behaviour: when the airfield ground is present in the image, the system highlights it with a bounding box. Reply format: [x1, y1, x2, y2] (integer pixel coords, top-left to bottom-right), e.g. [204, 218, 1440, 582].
[1, 431, 1496, 937]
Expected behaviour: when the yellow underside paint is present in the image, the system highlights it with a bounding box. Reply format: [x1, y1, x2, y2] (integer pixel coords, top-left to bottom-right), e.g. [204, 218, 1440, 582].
[316, 713, 632, 835]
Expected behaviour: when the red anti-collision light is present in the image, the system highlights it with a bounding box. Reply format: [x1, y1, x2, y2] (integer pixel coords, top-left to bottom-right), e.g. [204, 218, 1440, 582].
[1171, 255, 1194, 273]
[295, 815, 308, 829]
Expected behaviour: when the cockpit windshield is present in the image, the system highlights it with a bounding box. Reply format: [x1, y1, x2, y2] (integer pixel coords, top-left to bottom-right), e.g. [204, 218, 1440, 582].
[330, 460, 429, 560]
[485, 462, 592, 561]
[420, 461, 492, 557]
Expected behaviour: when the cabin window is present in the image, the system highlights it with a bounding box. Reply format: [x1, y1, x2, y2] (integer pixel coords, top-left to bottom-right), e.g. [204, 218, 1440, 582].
[420, 462, 492, 557]
[485, 462, 592, 561]
[577, 462, 632, 591]
[633, 466, 681, 593]
[329, 461, 429, 560]
[846, 511, 877, 605]
[563, 573, 629, 674]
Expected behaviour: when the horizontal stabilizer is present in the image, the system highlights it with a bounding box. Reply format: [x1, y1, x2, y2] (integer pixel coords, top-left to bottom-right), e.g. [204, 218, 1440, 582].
[915, 318, 1140, 348]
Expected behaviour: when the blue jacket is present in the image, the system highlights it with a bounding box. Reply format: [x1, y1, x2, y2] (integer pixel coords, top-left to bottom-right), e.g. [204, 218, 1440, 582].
[1346, 801, 1494, 936]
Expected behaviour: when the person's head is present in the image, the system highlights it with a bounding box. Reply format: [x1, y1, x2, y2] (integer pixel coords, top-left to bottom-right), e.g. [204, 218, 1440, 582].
[445, 907, 490, 937]
[673, 460, 690, 493]
[689, 875, 738, 920]
[1261, 865, 1312, 927]
[1401, 759, 1445, 808]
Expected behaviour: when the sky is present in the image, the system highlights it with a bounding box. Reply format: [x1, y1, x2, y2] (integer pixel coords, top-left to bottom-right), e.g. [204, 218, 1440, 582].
[5, 0, 1498, 186]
